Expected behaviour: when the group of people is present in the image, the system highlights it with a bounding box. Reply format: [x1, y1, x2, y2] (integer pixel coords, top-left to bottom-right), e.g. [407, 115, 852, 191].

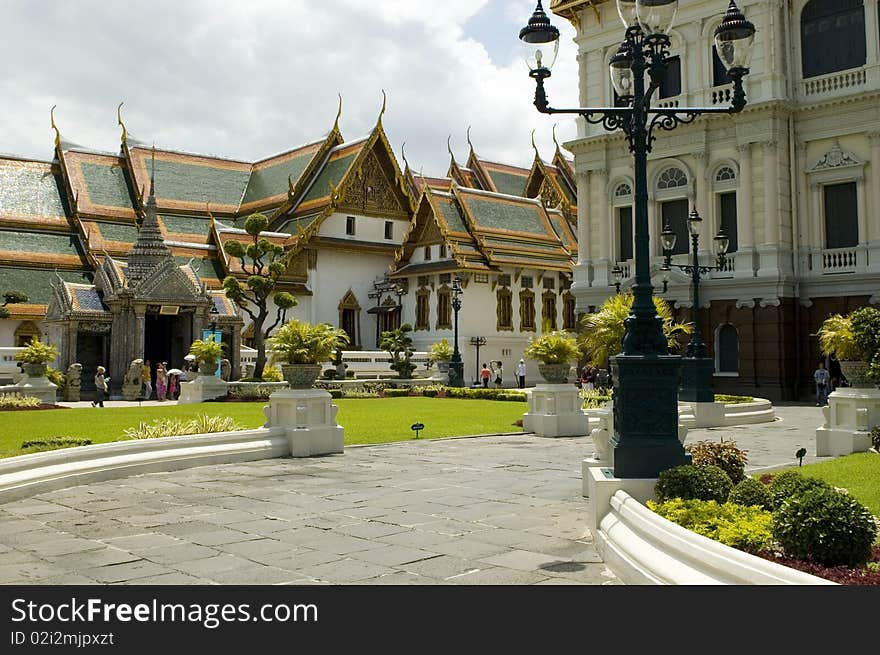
[142, 359, 185, 401]
[577, 366, 610, 391]
[479, 360, 505, 388]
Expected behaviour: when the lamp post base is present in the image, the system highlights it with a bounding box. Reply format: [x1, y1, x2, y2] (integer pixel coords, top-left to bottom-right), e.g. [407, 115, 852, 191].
[610, 354, 690, 478]
[448, 359, 465, 388]
[678, 357, 715, 403]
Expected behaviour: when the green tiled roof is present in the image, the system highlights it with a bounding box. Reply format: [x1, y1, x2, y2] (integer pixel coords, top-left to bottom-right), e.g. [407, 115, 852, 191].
[80, 162, 133, 209]
[487, 170, 527, 197]
[466, 197, 546, 235]
[301, 153, 356, 204]
[0, 267, 91, 304]
[162, 214, 212, 236]
[96, 222, 138, 243]
[173, 256, 225, 283]
[438, 200, 467, 233]
[482, 237, 562, 252]
[243, 150, 316, 205]
[154, 160, 250, 207]
[278, 213, 321, 235]
[0, 165, 65, 217]
[0, 230, 84, 256]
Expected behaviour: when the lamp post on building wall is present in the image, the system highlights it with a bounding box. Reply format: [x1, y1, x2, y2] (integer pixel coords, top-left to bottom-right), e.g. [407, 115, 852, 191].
[449, 276, 465, 388]
[610, 264, 623, 294]
[519, 0, 755, 477]
[661, 209, 730, 402]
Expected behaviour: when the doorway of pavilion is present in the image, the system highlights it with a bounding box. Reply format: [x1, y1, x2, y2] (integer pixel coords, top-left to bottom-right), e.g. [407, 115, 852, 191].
[144, 308, 193, 378]
[75, 329, 110, 394]
[338, 290, 361, 349]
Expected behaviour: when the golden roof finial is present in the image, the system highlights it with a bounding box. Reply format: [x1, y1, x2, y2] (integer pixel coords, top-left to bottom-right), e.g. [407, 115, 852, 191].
[378, 89, 387, 125]
[552, 123, 562, 153]
[205, 201, 214, 224]
[466, 126, 474, 155]
[117, 102, 128, 146]
[288, 174, 296, 198]
[333, 93, 343, 133]
[401, 141, 411, 173]
[50, 105, 60, 148]
[447, 135, 455, 164]
[531, 129, 540, 159]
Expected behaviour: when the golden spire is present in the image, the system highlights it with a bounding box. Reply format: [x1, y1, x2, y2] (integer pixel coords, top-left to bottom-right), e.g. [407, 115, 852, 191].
[333, 93, 343, 133]
[531, 129, 540, 159]
[447, 135, 455, 164]
[401, 141, 411, 173]
[466, 125, 474, 156]
[50, 105, 60, 148]
[377, 89, 387, 126]
[117, 102, 128, 146]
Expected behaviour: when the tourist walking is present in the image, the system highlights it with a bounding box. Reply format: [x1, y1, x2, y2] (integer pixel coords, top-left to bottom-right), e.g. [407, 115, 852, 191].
[142, 359, 152, 400]
[168, 373, 179, 401]
[92, 366, 109, 408]
[492, 360, 503, 388]
[480, 363, 491, 389]
[814, 361, 831, 406]
[515, 358, 527, 389]
[156, 362, 167, 401]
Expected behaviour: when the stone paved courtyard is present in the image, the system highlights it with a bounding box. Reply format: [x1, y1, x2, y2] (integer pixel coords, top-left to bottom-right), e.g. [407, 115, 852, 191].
[0, 404, 828, 585]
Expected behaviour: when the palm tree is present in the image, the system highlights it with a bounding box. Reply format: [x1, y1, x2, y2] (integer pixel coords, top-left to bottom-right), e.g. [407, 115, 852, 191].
[579, 293, 692, 367]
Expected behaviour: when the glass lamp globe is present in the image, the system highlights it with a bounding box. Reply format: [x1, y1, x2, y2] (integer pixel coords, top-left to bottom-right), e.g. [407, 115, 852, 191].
[610, 40, 634, 98]
[660, 224, 677, 253]
[714, 1, 756, 71]
[687, 209, 703, 237]
[616, 0, 639, 28]
[519, 1, 560, 71]
[714, 228, 730, 256]
[636, 0, 678, 35]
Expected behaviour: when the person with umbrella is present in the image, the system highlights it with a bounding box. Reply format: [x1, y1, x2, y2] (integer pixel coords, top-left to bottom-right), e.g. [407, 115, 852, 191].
[167, 366, 185, 400]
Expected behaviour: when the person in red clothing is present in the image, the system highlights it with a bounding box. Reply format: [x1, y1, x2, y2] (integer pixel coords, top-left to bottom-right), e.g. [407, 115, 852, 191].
[480, 363, 491, 388]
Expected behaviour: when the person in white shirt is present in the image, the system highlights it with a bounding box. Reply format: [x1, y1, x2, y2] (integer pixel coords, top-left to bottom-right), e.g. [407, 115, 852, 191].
[813, 361, 831, 406]
[515, 359, 527, 389]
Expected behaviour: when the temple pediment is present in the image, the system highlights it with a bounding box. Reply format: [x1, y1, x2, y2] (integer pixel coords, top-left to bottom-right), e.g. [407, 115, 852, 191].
[133, 258, 206, 303]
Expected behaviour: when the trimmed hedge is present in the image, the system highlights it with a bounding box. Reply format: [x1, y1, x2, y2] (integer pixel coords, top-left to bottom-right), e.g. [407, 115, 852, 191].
[685, 439, 749, 484]
[655, 464, 733, 503]
[728, 477, 773, 511]
[22, 437, 92, 450]
[768, 470, 831, 510]
[648, 498, 775, 554]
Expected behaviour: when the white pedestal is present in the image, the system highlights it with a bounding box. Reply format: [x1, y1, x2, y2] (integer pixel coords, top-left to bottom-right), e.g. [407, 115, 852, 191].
[264, 388, 344, 457]
[0, 376, 58, 405]
[177, 375, 229, 405]
[586, 466, 657, 531]
[522, 383, 588, 438]
[815, 387, 880, 457]
[679, 401, 726, 428]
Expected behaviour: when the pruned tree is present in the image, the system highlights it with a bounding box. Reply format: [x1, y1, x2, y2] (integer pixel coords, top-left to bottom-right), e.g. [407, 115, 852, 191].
[222, 213, 297, 379]
[0, 291, 28, 319]
[380, 323, 416, 379]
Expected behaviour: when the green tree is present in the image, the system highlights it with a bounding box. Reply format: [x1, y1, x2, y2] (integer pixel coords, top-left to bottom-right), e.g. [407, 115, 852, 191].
[222, 213, 297, 379]
[0, 290, 28, 319]
[380, 323, 416, 379]
[579, 293, 692, 367]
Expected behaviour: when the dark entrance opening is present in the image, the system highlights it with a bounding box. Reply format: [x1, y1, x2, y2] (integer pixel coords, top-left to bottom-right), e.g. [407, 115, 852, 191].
[144, 311, 192, 375]
[76, 331, 110, 394]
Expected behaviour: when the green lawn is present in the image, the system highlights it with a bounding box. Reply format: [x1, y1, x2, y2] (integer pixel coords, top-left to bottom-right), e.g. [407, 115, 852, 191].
[0, 398, 526, 457]
[771, 453, 880, 516]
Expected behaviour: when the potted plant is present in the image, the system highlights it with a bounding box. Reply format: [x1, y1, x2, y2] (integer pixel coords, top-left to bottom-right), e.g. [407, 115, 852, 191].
[268, 320, 350, 388]
[818, 308, 880, 388]
[14, 338, 58, 378]
[188, 337, 223, 376]
[428, 338, 453, 374]
[524, 331, 581, 384]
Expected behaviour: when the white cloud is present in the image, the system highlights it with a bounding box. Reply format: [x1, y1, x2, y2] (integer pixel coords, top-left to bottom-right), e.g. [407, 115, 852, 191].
[0, 0, 580, 174]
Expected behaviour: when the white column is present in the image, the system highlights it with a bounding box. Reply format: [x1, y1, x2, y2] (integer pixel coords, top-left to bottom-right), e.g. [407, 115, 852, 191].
[795, 143, 811, 276]
[810, 180, 823, 275]
[596, 169, 610, 284]
[758, 140, 781, 278]
[577, 170, 591, 266]
[869, 133, 880, 245]
[693, 151, 709, 253]
[735, 142, 754, 277]
[865, 0, 880, 67]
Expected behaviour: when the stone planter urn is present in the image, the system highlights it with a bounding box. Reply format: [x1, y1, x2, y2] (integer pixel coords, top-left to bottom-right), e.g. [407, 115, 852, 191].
[537, 363, 570, 384]
[22, 362, 48, 378]
[436, 360, 451, 374]
[280, 364, 323, 389]
[198, 360, 219, 376]
[839, 361, 874, 388]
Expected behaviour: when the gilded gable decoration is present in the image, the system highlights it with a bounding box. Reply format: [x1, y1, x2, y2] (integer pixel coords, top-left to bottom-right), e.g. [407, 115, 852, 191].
[339, 151, 401, 214]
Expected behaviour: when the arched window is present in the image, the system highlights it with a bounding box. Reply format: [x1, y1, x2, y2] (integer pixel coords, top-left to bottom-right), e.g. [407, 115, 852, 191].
[716, 324, 739, 374]
[715, 167, 736, 183]
[801, 0, 866, 78]
[658, 167, 688, 190]
[615, 183, 632, 198]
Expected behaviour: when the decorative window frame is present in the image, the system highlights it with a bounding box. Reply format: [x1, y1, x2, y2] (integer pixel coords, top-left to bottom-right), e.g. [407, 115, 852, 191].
[806, 142, 866, 249]
[436, 285, 452, 330]
[541, 290, 558, 332]
[415, 287, 431, 331]
[496, 287, 513, 332]
[519, 288, 536, 332]
[562, 291, 577, 330]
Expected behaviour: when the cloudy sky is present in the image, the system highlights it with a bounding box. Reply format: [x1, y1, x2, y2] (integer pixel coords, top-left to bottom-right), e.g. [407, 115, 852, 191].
[0, 0, 579, 176]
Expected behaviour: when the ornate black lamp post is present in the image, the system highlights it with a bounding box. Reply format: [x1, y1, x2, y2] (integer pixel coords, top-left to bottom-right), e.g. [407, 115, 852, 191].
[519, 0, 754, 478]
[208, 303, 220, 341]
[448, 276, 465, 388]
[610, 264, 623, 294]
[661, 209, 730, 403]
[469, 336, 487, 385]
